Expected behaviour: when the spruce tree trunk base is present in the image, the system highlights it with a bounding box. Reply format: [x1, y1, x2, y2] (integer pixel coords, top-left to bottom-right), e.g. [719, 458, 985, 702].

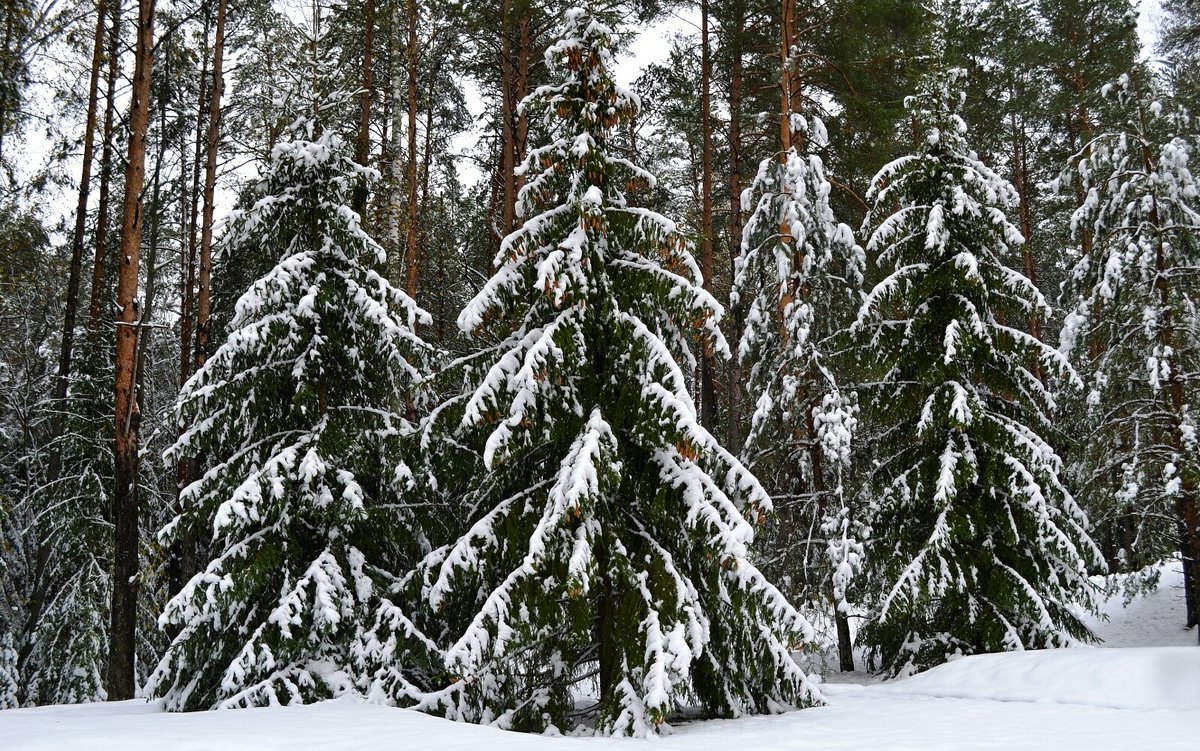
[699, 356, 717, 430]
[596, 571, 616, 723]
[106, 456, 139, 700]
[1179, 537, 1198, 631]
[835, 611, 854, 672]
[1175, 482, 1200, 633]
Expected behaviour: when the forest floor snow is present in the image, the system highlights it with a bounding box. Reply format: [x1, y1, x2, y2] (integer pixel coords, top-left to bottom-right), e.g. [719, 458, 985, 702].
[1, 561, 1196, 750]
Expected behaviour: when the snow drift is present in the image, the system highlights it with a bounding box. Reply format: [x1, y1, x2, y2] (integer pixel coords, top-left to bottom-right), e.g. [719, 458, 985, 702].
[872, 647, 1200, 711]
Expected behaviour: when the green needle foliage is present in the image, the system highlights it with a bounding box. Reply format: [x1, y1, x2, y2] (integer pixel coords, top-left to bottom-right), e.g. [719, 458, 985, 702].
[855, 65, 1103, 676]
[365, 7, 820, 736]
[148, 124, 431, 710]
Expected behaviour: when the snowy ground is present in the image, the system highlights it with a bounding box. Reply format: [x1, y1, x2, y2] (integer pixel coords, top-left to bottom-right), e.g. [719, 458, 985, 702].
[1081, 559, 1199, 648]
[2, 562, 1195, 750]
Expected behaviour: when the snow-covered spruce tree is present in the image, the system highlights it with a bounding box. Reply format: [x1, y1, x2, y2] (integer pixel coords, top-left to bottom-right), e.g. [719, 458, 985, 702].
[146, 124, 431, 710]
[732, 113, 866, 671]
[21, 335, 114, 705]
[1059, 72, 1200, 630]
[853, 67, 1104, 676]
[375, 8, 820, 736]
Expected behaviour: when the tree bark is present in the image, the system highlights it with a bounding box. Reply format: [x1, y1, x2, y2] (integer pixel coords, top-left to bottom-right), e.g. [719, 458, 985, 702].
[107, 0, 155, 702]
[87, 0, 121, 335]
[403, 0, 420, 299]
[1009, 99, 1042, 383]
[698, 0, 717, 430]
[1066, 27, 1094, 262]
[493, 0, 530, 256]
[725, 0, 745, 452]
[354, 0, 374, 216]
[491, 0, 515, 260]
[514, 15, 531, 211]
[387, 0, 404, 282]
[777, 0, 796, 319]
[194, 0, 226, 373]
[168, 4, 209, 603]
[51, 0, 108, 476]
[135, 73, 168, 407]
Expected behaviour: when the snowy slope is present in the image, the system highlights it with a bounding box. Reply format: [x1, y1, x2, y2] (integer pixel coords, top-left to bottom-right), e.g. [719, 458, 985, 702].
[870, 647, 1200, 711]
[1, 561, 1195, 750]
[1082, 559, 1199, 648]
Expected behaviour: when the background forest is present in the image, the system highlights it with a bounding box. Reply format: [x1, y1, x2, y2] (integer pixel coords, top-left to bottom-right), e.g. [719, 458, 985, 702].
[0, 0, 1198, 737]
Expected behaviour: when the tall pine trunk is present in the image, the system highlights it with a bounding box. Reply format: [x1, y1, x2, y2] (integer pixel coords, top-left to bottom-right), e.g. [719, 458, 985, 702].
[1008, 96, 1042, 383]
[107, 0, 155, 701]
[135, 80, 168, 411]
[493, 0, 516, 259]
[403, 0, 420, 299]
[52, 0, 109, 475]
[194, 0, 226, 374]
[354, 0, 374, 216]
[87, 0, 120, 335]
[387, 1, 404, 282]
[492, 2, 530, 262]
[725, 0, 744, 452]
[169, 6, 209, 602]
[698, 0, 717, 430]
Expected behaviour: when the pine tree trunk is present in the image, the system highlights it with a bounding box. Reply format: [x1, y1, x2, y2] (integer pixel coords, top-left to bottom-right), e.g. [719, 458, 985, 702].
[376, 19, 391, 224]
[596, 544, 617, 716]
[354, 0, 373, 216]
[403, 0, 420, 299]
[0, 6, 13, 155]
[169, 8, 208, 602]
[835, 609, 854, 671]
[495, 0, 516, 256]
[87, 0, 120, 335]
[499, 5, 531, 247]
[1008, 91, 1042, 382]
[514, 16, 531, 214]
[135, 85, 168, 407]
[416, 54, 439, 313]
[725, 0, 744, 451]
[777, 0, 795, 314]
[51, 0, 108, 478]
[485, 160, 504, 274]
[387, 1, 404, 282]
[698, 0, 717, 431]
[1072, 67, 1094, 261]
[194, 0, 225, 374]
[107, 0, 155, 701]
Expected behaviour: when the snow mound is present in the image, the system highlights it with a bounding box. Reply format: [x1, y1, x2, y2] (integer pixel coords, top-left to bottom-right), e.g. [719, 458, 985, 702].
[873, 647, 1200, 711]
[0, 697, 548, 751]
